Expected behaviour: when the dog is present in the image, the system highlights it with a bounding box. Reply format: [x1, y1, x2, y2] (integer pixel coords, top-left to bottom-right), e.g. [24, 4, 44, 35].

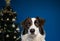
[21, 17, 45, 41]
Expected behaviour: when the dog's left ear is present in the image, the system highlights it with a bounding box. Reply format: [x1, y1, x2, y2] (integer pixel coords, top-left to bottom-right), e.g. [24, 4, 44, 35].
[36, 17, 45, 35]
[36, 17, 45, 26]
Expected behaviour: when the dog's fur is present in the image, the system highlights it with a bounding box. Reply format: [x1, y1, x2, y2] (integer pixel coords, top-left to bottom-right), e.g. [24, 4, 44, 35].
[21, 17, 45, 41]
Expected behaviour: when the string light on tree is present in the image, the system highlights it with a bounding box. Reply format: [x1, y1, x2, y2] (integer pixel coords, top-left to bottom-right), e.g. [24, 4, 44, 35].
[6, 34, 9, 38]
[12, 18, 16, 21]
[12, 23, 15, 28]
[16, 28, 20, 31]
[14, 31, 17, 33]
[0, 26, 1, 28]
[4, 24, 7, 26]
[1, 18, 3, 21]
[14, 36, 16, 39]
[7, 18, 9, 21]
[0, 31, 1, 33]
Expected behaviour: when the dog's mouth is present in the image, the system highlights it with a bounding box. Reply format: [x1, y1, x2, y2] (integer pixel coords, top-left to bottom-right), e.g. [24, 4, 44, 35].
[30, 32, 38, 36]
[31, 32, 35, 34]
[29, 34, 36, 38]
[30, 32, 36, 36]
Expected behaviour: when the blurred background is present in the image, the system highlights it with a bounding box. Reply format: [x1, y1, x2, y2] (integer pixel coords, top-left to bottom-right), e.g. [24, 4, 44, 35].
[0, 0, 60, 41]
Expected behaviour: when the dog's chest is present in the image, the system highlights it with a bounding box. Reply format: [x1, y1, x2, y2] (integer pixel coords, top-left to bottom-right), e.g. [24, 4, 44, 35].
[21, 34, 45, 41]
[27, 37, 40, 41]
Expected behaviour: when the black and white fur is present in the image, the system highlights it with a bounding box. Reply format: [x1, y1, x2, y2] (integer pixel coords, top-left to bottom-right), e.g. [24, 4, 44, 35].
[21, 17, 45, 41]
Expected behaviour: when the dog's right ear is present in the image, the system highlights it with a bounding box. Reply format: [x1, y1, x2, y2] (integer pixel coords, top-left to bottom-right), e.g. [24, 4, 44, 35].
[21, 17, 30, 35]
[20, 17, 30, 28]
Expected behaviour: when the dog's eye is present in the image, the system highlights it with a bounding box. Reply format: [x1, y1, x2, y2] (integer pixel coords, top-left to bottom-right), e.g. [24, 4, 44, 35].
[25, 22, 31, 27]
[34, 20, 40, 27]
[35, 20, 39, 24]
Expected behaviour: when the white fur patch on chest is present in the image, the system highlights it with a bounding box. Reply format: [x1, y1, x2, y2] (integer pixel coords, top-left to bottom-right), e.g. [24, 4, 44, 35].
[21, 34, 45, 41]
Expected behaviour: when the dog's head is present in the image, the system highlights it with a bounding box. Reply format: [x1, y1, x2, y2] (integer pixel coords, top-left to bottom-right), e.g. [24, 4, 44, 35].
[21, 17, 45, 36]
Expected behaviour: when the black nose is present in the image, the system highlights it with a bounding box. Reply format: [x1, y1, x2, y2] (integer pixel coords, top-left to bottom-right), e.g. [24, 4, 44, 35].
[30, 29, 35, 33]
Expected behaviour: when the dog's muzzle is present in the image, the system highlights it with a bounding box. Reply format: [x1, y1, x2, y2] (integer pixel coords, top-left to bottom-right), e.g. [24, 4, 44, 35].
[30, 29, 35, 34]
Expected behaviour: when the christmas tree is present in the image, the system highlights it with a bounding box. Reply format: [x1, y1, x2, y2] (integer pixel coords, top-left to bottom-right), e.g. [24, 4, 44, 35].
[0, 0, 21, 41]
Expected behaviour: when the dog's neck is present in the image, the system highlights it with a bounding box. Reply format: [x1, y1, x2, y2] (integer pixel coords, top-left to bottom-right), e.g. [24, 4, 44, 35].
[27, 34, 43, 41]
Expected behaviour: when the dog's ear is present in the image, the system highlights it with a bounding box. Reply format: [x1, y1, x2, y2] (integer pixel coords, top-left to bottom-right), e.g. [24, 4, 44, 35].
[21, 17, 30, 28]
[36, 17, 45, 35]
[21, 17, 30, 35]
[36, 17, 45, 26]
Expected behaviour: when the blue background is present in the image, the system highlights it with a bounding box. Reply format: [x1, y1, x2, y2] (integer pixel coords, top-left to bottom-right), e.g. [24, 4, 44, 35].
[0, 0, 60, 41]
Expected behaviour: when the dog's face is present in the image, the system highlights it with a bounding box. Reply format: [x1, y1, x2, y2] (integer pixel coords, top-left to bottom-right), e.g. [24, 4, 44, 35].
[21, 17, 45, 36]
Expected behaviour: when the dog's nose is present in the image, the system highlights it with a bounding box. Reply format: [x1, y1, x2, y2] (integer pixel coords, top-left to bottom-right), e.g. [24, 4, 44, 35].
[30, 29, 35, 33]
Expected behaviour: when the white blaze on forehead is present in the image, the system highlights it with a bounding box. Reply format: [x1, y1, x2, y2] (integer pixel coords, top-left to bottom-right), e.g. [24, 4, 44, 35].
[29, 18, 36, 29]
[31, 18, 36, 25]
